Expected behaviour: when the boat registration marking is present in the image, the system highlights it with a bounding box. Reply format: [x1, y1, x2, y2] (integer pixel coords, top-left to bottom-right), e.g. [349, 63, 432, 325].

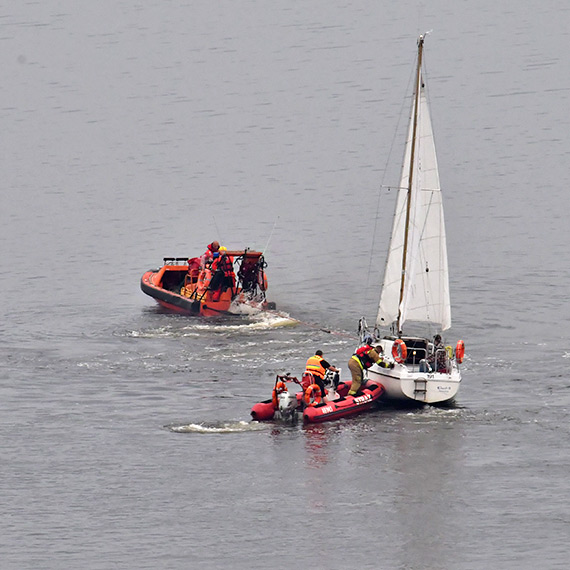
[321, 406, 334, 414]
[353, 394, 372, 405]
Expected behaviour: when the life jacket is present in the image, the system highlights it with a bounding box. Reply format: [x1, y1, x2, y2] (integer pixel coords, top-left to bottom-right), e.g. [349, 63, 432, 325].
[218, 253, 236, 289]
[219, 254, 234, 277]
[305, 355, 325, 380]
[354, 345, 376, 369]
[212, 254, 235, 288]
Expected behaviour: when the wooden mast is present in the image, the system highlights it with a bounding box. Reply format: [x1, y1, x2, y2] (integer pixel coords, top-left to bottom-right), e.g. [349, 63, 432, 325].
[397, 34, 424, 335]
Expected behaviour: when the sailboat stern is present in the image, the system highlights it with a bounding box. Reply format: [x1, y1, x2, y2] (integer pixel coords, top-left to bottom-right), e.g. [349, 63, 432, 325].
[368, 336, 461, 404]
[369, 366, 460, 404]
[401, 369, 460, 403]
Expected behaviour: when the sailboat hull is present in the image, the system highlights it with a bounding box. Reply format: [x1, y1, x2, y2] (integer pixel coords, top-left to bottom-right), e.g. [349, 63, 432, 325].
[368, 366, 460, 404]
[366, 336, 462, 404]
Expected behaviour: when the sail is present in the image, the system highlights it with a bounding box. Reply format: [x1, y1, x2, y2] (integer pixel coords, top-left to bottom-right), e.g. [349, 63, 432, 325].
[377, 70, 451, 331]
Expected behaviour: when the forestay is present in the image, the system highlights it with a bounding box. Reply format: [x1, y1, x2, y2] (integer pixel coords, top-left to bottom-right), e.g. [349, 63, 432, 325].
[377, 63, 451, 332]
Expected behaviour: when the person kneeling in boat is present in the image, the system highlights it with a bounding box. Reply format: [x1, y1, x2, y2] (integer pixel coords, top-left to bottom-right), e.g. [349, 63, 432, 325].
[348, 336, 393, 397]
[305, 350, 339, 402]
[210, 246, 236, 302]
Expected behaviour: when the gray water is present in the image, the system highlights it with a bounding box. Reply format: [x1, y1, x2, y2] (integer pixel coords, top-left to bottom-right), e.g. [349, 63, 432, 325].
[2, 1, 570, 569]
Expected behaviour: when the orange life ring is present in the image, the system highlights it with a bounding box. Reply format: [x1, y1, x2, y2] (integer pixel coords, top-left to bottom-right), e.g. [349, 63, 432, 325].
[304, 383, 322, 406]
[272, 380, 288, 408]
[197, 268, 212, 291]
[392, 339, 407, 363]
[455, 340, 465, 364]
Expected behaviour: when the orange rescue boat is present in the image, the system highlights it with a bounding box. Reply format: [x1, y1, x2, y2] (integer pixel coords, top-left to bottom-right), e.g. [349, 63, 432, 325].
[140, 249, 274, 317]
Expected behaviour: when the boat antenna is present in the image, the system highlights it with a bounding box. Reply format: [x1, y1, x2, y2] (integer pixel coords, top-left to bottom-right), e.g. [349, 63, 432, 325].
[263, 216, 279, 256]
[397, 34, 425, 335]
[212, 216, 224, 245]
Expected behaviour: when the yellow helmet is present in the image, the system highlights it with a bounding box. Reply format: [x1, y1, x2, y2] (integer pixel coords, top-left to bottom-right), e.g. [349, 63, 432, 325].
[219, 246, 227, 252]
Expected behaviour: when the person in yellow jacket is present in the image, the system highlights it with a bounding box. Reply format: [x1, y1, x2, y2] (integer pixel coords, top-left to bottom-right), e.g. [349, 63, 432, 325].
[305, 350, 339, 401]
[348, 336, 394, 397]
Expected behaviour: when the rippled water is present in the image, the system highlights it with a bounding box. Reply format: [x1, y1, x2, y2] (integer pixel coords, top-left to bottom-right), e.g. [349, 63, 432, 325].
[2, 1, 570, 569]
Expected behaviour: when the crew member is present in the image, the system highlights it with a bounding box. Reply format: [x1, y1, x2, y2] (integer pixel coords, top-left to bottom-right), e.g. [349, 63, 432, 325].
[200, 241, 220, 269]
[348, 336, 393, 397]
[238, 257, 259, 292]
[427, 334, 448, 372]
[305, 350, 339, 401]
[210, 246, 235, 301]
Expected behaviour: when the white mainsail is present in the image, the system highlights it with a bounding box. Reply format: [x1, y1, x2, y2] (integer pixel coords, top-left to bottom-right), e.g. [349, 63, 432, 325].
[377, 54, 451, 332]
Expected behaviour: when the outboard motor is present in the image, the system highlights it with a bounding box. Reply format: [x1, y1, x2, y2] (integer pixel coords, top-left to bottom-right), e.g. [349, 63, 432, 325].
[277, 390, 298, 422]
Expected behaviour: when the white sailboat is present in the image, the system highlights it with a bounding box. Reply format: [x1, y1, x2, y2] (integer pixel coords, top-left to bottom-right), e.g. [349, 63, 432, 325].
[362, 34, 464, 404]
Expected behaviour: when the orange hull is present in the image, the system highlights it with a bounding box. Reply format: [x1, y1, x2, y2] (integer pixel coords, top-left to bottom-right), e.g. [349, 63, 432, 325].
[140, 253, 272, 317]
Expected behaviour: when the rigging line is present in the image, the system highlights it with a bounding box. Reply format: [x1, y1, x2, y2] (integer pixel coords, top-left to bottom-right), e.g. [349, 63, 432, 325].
[420, 41, 440, 148]
[262, 216, 279, 256]
[364, 52, 418, 313]
[263, 310, 356, 339]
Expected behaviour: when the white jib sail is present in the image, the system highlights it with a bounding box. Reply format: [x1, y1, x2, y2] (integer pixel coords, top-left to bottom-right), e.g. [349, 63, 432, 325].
[377, 75, 451, 331]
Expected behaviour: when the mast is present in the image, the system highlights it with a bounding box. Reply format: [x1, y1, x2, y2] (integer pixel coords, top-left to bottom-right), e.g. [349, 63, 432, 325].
[396, 34, 424, 335]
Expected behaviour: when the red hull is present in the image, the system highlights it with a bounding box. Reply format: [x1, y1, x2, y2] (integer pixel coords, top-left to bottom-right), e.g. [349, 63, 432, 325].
[250, 400, 276, 421]
[250, 381, 385, 424]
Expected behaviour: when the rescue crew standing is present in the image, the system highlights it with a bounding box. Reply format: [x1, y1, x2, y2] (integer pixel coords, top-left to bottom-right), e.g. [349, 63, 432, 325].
[305, 350, 339, 401]
[210, 246, 236, 301]
[348, 336, 393, 397]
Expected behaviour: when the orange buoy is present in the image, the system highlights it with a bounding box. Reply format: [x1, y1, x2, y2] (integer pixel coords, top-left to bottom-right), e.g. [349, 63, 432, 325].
[455, 340, 465, 363]
[392, 338, 407, 363]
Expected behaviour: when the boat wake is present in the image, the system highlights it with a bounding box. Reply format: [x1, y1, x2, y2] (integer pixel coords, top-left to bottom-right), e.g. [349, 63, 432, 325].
[124, 326, 200, 339]
[189, 310, 298, 331]
[249, 310, 299, 328]
[168, 420, 266, 434]
[125, 310, 298, 338]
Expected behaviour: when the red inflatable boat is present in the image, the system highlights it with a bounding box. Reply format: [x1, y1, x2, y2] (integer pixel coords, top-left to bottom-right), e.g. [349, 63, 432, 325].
[251, 374, 385, 424]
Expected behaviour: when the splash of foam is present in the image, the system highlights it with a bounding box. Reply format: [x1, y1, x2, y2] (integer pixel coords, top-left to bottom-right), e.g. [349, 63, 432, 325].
[125, 309, 298, 339]
[250, 310, 299, 329]
[169, 421, 266, 434]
